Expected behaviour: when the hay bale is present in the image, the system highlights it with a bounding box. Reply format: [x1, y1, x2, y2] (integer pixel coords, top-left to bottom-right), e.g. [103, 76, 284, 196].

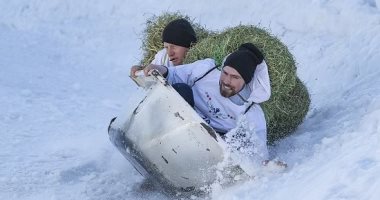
[185, 25, 310, 143]
[140, 12, 212, 66]
[263, 77, 310, 143]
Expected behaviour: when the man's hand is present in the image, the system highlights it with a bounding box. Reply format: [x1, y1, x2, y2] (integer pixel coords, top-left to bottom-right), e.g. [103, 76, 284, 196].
[130, 65, 144, 78]
[130, 64, 168, 78]
[143, 64, 168, 77]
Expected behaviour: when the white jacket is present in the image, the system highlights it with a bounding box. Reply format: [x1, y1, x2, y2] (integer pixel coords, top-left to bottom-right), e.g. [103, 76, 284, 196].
[167, 59, 269, 159]
[150, 48, 174, 67]
[152, 48, 271, 103]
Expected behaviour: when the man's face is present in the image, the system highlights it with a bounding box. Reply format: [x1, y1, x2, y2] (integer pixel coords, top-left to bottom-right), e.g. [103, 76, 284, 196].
[219, 66, 245, 97]
[164, 42, 189, 66]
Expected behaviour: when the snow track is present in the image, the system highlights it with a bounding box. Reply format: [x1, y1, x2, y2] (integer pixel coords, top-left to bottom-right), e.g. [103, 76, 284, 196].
[1, 0, 379, 199]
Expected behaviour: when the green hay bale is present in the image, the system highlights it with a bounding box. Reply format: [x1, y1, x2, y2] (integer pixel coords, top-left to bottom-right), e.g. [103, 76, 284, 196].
[185, 25, 310, 143]
[185, 25, 297, 97]
[140, 12, 213, 66]
[263, 77, 310, 143]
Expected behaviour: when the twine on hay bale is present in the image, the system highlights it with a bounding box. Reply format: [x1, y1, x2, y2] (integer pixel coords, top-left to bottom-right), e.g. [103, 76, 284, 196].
[140, 12, 212, 66]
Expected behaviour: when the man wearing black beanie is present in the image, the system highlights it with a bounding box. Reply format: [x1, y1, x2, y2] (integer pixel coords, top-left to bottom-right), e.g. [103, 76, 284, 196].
[219, 43, 261, 97]
[162, 18, 197, 49]
[218, 43, 270, 101]
[223, 48, 260, 84]
[130, 18, 197, 78]
[159, 18, 196, 66]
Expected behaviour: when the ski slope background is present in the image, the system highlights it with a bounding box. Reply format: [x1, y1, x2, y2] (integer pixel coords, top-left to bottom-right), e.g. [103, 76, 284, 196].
[1, 0, 380, 199]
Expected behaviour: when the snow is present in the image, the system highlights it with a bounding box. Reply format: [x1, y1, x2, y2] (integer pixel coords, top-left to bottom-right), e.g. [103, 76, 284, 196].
[1, 0, 380, 199]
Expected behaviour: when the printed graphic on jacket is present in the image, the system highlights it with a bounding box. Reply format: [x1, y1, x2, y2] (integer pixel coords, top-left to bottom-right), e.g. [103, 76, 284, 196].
[205, 92, 235, 120]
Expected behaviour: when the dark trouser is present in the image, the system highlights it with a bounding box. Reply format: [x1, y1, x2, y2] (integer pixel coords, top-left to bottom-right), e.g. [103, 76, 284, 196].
[172, 83, 194, 107]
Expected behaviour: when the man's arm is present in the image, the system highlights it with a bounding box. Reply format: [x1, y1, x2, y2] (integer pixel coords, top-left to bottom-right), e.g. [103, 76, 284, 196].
[244, 104, 269, 160]
[246, 104, 288, 169]
[133, 58, 216, 86]
[248, 61, 271, 103]
[166, 58, 216, 85]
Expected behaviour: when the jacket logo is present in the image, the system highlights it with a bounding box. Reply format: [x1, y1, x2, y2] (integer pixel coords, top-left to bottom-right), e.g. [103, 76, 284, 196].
[205, 92, 229, 119]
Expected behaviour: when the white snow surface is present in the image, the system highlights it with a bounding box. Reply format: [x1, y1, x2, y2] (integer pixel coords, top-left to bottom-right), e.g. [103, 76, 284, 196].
[1, 0, 380, 199]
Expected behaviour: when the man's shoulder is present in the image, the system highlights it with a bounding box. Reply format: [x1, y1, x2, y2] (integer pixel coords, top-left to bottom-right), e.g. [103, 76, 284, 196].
[189, 58, 217, 70]
[155, 48, 167, 56]
[194, 58, 215, 65]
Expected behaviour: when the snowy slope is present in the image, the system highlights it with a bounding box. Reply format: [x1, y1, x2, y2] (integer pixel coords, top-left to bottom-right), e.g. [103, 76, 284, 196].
[1, 0, 380, 199]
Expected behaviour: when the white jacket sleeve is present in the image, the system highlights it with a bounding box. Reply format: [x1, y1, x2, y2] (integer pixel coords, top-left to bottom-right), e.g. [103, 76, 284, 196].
[166, 59, 216, 85]
[245, 104, 269, 160]
[248, 61, 271, 103]
[225, 104, 269, 162]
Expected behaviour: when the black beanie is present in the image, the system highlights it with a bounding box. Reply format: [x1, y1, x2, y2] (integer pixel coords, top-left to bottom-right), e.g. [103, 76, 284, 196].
[162, 18, 197, 48]
[238, 43, 264, 63]
[223, 43, 261, 84]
